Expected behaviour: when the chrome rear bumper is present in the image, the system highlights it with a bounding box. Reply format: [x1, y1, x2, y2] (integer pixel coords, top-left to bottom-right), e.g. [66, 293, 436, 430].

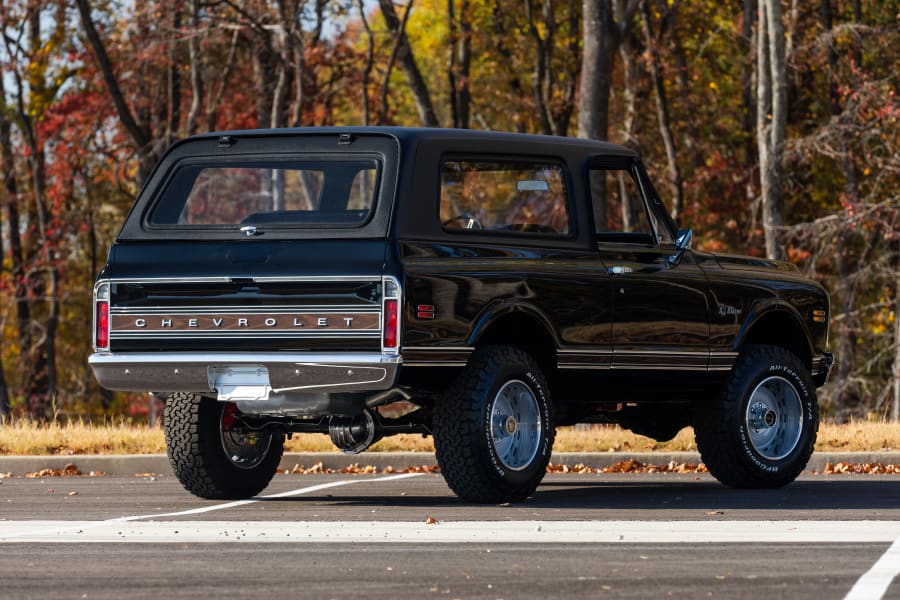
[89, 352, 401, 394]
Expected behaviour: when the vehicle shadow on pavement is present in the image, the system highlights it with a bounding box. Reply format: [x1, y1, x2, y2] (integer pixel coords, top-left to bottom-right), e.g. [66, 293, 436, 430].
[529, 478, 900, 512]
[253, 478, 900, 514]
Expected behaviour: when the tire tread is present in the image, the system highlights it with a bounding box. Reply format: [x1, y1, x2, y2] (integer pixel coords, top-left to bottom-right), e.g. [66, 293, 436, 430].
[433, 346, 554, 503]
[164, 393, 283, 499]
[694, 345, 817, 488]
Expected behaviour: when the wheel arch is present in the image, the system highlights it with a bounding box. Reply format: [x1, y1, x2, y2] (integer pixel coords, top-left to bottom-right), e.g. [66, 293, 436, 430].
[467, 303, 558, 375]
[736, 304, 813, 367]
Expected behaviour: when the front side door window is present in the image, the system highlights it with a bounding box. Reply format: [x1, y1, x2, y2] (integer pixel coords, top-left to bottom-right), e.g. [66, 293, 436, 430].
[589, 167, 654, 243]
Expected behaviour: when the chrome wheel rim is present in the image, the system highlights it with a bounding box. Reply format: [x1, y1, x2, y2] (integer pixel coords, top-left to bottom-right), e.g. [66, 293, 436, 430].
[744, 376, 803, 461]
[490, 380, 542, 471]
[219, 403, 272, 470]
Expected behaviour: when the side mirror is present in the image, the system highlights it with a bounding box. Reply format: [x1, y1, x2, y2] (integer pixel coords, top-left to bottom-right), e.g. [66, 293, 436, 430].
[668, 228, 693, 266]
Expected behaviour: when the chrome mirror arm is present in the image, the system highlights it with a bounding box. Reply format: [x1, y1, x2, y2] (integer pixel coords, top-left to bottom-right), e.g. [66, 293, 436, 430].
[667, 228, 693, 267]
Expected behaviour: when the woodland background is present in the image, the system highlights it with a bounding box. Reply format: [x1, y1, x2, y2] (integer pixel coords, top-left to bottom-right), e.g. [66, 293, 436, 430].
[0, 0, 897, 423]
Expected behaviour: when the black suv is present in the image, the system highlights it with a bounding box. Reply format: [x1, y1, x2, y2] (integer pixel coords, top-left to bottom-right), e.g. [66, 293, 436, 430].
[90, 127, 833, 503]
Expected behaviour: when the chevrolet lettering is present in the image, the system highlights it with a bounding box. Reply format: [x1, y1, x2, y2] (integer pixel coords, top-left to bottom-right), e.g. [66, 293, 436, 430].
[112, 313, 376, 333]
[90, 127, 833, 503]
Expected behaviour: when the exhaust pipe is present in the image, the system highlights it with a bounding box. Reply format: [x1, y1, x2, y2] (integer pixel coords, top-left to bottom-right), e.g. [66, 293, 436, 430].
[328, 409, 382, 454]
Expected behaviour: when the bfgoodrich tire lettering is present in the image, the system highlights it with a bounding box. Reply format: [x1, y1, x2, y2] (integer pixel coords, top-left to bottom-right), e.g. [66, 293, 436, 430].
[694, 345, 818, 488]
[164, 392, 284, 499]
[433, 346, 555, 503]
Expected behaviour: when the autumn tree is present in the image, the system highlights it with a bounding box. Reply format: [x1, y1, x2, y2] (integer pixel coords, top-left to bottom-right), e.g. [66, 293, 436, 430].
[378, 0, 439, 126]
[0, 0, 76, 418]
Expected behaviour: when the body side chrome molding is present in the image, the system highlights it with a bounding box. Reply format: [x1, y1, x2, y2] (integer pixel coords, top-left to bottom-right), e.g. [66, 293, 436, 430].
[557, 349, 738, 372]
[400, 346, 474, 367]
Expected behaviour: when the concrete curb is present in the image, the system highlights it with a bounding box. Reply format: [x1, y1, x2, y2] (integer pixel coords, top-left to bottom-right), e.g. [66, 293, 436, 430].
[2, 451, 899, 477]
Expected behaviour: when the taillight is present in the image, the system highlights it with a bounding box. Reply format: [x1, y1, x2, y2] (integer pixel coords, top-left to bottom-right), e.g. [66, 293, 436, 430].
[94, 282, 110, 351]
[383, 299, 398, 349]
[381, 277, 401, 354]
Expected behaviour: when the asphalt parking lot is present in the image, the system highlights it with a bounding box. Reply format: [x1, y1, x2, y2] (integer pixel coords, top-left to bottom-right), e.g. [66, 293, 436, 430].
[1, 471, 899, 599]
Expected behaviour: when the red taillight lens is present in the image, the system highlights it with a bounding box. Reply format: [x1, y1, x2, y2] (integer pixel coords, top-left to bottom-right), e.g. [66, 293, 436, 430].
[383, 299, 398, 349]
[96, 301, 109, 349]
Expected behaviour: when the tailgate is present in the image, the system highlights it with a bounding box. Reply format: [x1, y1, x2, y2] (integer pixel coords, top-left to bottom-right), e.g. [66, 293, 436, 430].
[104, 239, 387, 353]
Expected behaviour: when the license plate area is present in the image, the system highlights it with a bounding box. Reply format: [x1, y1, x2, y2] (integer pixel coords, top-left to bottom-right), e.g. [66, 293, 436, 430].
[209, 366, 272, 402]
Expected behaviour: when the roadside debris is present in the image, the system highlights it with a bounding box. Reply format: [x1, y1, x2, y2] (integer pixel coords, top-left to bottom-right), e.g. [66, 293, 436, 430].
[819, 462, 900, 474]
[22, 463, 107, 478]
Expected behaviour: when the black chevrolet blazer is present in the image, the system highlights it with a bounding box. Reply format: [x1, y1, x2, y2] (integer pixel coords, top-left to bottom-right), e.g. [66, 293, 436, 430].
[90, 127, 833, 503]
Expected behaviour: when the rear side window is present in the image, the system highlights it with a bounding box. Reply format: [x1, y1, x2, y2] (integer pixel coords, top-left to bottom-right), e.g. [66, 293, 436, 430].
[440, 160, 570, 235]
[148, 158, 379, 228]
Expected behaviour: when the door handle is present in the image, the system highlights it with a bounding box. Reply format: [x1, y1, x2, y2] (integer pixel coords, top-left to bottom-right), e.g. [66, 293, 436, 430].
[608, 265, 633, 275]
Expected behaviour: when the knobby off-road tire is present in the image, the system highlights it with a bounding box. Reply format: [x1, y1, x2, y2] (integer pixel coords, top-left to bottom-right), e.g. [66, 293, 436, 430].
[164, 392, 284, 499]
[694, 345, 818, 488]
[433, 346, 555, 503]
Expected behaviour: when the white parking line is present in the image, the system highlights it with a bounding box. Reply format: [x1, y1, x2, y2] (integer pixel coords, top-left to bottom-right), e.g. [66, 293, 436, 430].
[115, 472, 424, 521]
[845, 537, 900, 600]
[3, 519, 900, 544]
[0, 472, 423, 541]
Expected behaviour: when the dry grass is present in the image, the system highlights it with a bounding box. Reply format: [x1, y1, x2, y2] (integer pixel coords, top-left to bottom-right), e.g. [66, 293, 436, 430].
[0, 420, 167, 456]
[1, 419, 899, 456]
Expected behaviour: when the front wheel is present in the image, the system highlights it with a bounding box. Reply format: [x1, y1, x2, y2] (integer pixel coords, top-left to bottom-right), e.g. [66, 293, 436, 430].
[164, 392, 284, 499]
[433, 346, 555, 503]
[693, 345, 818, 488]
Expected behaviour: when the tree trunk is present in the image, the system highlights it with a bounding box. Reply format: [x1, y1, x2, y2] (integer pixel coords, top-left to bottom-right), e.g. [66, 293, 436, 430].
[0, 354, 9, 421]
[851, 0, 863, 67]
[489, 0, 527, 132]
[820, 0, 840, 117]
[166, 5, 182, 145]
[578, 0, 638, 141]
[820, 0, 860, 410]
[554, 0, 580, 137]
[641, 0, 683, 223]
[185, 0, 204, 135]
[893, 262, 900, 420]
[0, 116, 31, 387]
[206, 30, 240, 132]
[0, 119, 10, 421]
[578, 0, 615, 141]
[447, 0, 471, 129]
[21, 116, 57, 421]
[252, 36, 278, 129]
[358, 0, 375, 125]
[378, 0, 439, 127]
[524, 0, 553, 135]
[757, 0, 786, 261]
[5, 12, 58, 419]
[617, 30, 638, 149]
[76, 0, 155, 184]
[377, 0, 414, 125]
[741, 0, 757, 165]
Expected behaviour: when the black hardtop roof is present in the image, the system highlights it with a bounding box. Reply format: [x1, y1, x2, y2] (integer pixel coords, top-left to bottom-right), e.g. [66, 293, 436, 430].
[186, 126, 639, 158]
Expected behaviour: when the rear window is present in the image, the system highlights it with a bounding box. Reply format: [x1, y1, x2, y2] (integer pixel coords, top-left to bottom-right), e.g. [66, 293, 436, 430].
[440, 160, 570, 235]
[148, 158, 379, 229]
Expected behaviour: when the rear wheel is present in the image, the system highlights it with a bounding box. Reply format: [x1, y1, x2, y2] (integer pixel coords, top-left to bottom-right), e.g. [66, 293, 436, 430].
[694, 345, 818, 488]
[164, 392, 284, 499]
[433, 346, 555, 503]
